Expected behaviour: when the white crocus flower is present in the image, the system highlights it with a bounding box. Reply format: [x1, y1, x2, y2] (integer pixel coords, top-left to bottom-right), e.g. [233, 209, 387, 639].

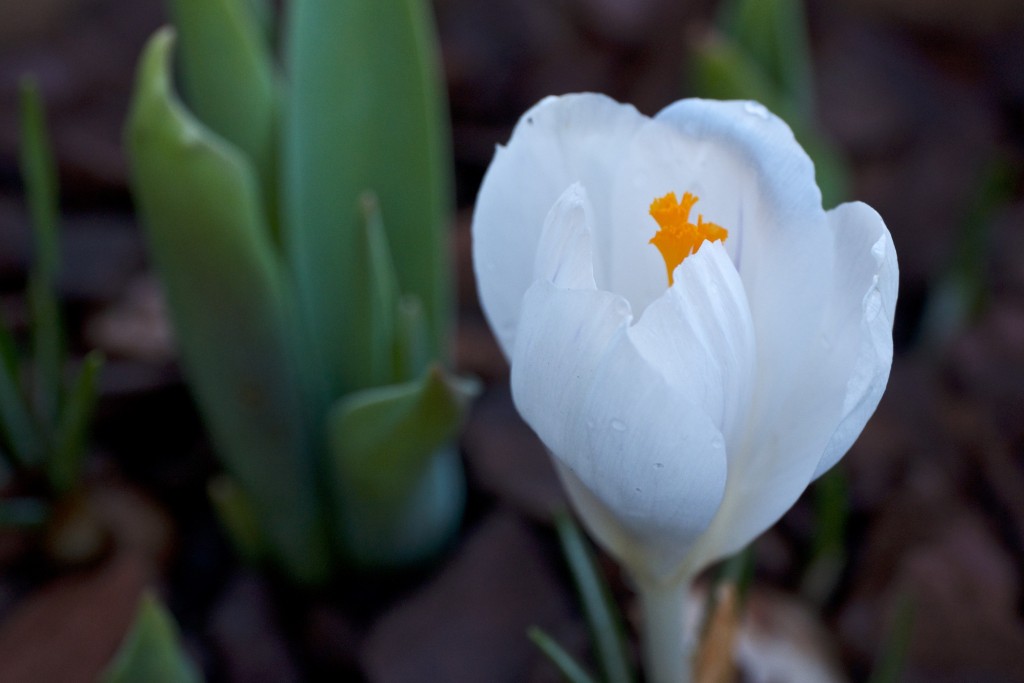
[472, 94, 898, 682]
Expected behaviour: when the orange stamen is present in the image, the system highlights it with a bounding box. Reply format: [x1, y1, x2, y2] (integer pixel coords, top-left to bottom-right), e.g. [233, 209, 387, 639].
[648, 191, 728, 286]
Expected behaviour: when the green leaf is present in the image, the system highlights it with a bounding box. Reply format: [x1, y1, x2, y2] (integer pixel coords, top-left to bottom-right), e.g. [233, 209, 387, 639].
[867, 593, 915, 683]
[689, 35, 849, 208]
[528, 627, 597, 683]
[208, 475, 266, 564]
[795, 126, 849, 208]
[689, 35, 790, 118]
[555, 512, 635, 683]
[168, 0, 279, 223]
[126, 28, 329, 583]
[326, 365, 478, 566]
[0, 340, 42, 469]
[47, 350, 102, 494]
[352, 192, 401, 388]
[919, 156, 1015, 349]
[18, 77, 65, 424]
[101, 592, 203, 683]
[283, 0, 454, 398]
[244, 0, 275, 47]
[394, 295, 431, 382]
[718, 0, 814, 117]
[801, 466, 849, 605]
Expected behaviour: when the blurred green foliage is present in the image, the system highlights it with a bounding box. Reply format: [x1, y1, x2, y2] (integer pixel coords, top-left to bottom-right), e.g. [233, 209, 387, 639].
[690, 0, 848, 207]
[0, 78, 103, 526]
[126, 0, 476, 581]
[101, 592, 203, 683]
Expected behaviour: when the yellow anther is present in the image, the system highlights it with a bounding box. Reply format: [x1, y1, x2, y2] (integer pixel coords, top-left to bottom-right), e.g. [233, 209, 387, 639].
[648, 191, 728, 286]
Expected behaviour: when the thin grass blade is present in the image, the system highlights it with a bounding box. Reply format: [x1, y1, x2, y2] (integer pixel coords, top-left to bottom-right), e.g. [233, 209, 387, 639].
[527, 626, 597, 683]
[48, 350, 102, 494]
[554, 512, 635, 683]
[0, 342, 42, 469]
[18, 78, 64, 424]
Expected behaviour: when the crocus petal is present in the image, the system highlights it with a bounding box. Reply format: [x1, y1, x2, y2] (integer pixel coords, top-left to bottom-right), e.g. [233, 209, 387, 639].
[699, 202, 896, 564]
[472, 93, 648, 357]
[629, 241, 757, 454]
[684, 208, 896, 568]
[512, 280, 728, 582]
[642, 99, 857, 568]
[512, 194, 734, 582]
[813, 202, 898, 478]
[532, 182, 596, 290]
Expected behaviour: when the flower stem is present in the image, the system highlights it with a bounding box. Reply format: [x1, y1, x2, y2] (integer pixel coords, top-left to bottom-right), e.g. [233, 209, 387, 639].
[636, 578, 693, 683]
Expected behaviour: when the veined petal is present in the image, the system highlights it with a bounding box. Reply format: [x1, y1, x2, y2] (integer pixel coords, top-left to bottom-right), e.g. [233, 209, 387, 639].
[533, 183, 596, 290]
[472, 93, 647, 357]
[511, 280, 728, 583]
[629, 241, 756, 452]
[645, 99, 853, 568]
[814, 202, 898, 477]
[694, 203, 895, 567]
[652, 100, 835, 435]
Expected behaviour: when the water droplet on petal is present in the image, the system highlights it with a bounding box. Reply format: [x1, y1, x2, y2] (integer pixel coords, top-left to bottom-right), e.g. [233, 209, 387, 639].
[743, 101, 769, 119]
[611, 419, 626, 432]
[711, 435, 725, 450]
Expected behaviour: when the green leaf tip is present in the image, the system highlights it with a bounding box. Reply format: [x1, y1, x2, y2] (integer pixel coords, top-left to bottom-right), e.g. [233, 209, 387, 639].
[18, 76, 60, 281]
[283, 0, 454, 399]
[718, 0, 814, 116]
[101, 592, 203, 683]
[168, 0, 279, 227]
[327, 365, 480, 566]
[48, 350, 103, 494]
[330, 364, 479, 501]
[126, 25, 330, 584]
[208, 475, 266, 564]
[351, 190, 402, 389]
[528, 626, 597, 683]
[19, 75, 65, 424]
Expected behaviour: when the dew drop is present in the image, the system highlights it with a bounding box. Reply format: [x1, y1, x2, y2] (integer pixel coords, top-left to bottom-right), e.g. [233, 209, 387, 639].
[743, 101, 769, 119]
[711, 435, 725, 450]
[611, 419, 626, 432]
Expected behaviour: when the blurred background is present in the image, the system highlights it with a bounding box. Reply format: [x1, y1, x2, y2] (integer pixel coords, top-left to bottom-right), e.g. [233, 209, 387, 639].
[0, 0, 1023, 680]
